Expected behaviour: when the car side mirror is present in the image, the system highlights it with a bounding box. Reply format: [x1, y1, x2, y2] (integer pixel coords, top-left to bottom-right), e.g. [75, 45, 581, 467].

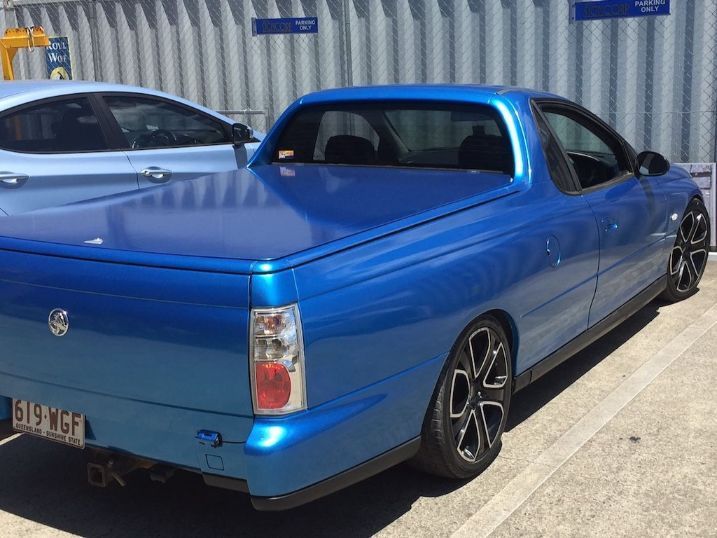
[636, 151, 670, 177]
[232, 123, 253, 146]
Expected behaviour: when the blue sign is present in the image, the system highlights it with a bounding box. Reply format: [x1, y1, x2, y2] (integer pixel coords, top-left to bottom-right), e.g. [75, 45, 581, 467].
[252, 17, 318, 36]
[45, 36, 72, 80]
[574, 0, 670, 21]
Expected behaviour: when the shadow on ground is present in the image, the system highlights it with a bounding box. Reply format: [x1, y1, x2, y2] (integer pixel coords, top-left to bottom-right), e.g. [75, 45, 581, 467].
[0, 301, 662, 538]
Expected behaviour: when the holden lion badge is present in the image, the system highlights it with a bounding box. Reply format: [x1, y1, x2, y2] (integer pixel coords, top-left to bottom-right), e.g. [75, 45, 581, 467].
[48, 309, 69, 337]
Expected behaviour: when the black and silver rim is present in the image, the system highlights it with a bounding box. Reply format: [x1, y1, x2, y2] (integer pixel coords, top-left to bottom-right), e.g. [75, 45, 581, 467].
[670, 210, 709, 293]
[449, 327, 509, 463]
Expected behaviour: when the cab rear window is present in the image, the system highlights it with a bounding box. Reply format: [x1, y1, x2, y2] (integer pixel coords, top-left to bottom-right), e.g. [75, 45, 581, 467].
[273, 102, 514, 175]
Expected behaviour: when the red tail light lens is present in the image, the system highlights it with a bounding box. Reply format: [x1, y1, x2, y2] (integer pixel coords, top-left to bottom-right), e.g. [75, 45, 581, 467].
[255, 362, 291, 409]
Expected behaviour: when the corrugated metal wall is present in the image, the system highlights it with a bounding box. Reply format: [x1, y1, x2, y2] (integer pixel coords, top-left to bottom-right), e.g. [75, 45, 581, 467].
[4, 0, 716, 162]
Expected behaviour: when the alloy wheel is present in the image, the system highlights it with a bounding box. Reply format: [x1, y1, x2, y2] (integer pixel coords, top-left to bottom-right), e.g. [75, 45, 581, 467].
[670, 210, 709, 293]
[449, 327, 509, 463]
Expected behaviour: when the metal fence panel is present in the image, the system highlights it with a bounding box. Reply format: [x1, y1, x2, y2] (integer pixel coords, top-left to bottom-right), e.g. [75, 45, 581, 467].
[3, 0, 716, 162]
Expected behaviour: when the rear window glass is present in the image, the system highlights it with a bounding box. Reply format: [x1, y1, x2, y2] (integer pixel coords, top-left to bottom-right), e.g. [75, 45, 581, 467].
[274, 102, 514, 175]
[0, 98, 107, 153]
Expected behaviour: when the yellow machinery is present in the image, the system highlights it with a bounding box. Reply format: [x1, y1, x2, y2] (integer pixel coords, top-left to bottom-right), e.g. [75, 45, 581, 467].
[0, 26, 50, 80]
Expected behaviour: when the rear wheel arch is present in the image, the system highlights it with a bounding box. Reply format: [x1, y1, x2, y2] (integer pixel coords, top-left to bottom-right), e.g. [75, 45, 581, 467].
[424, 309, 518, 421]
[413, 312, 513, 478]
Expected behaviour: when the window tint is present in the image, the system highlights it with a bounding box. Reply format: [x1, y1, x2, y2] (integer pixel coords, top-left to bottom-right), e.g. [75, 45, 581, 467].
[274, 103, 514, 175]
[313, 111, 379, 161]
[386, 109, 502, 151]
[543, 110, 629, 189]
[105, 96, 229, 149]
[0, 98, 107, 153]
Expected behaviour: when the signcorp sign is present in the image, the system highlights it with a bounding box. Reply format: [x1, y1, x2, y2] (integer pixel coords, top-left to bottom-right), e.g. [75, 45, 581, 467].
[574, 0, 670, 21]
[252, 17, 318, 36]
[45, 36, 72, 80]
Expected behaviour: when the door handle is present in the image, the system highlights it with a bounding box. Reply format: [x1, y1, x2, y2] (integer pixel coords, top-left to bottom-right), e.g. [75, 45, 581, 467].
[140, 167, 172, 182]
[0, 172, 29, 188]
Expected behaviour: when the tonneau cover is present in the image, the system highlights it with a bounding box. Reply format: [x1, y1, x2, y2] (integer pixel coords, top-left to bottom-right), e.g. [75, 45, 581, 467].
[0, 165, 513, 273]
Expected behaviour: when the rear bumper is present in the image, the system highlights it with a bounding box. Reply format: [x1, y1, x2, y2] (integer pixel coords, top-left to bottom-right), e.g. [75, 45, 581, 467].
[0, 352, 443, 505]
[0, 372, 254, 479]
[201, 437, 421, 511]
[200, 352, 442, 499]
[249, 437, 420, 510]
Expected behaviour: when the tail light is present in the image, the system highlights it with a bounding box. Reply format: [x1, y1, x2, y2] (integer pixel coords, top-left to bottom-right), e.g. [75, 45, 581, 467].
[250, 304, 306, 415]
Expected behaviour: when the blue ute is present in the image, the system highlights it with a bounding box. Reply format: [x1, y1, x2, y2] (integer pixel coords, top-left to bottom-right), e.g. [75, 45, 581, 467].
[0, 85, 708, 509]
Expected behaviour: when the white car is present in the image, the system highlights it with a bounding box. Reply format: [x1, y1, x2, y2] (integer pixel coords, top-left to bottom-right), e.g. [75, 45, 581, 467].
[0, 80, 263, 215]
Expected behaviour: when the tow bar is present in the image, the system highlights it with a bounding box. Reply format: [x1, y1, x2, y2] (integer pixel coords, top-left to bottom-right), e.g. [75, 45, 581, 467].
[87, 452, 156, 488]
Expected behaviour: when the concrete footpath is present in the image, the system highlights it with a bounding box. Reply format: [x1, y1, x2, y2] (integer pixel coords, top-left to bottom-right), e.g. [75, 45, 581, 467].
[0, 265, 715, 537]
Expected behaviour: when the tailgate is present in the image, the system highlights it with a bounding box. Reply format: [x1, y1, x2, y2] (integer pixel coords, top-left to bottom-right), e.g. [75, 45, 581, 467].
[0, 249, 253, 418]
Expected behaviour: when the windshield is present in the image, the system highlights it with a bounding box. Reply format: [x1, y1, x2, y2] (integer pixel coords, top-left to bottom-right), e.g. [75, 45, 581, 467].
[273, 102, 514, 175]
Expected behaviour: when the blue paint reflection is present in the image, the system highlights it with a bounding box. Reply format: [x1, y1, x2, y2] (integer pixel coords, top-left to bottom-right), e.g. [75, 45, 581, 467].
[255, 425, 288, 448]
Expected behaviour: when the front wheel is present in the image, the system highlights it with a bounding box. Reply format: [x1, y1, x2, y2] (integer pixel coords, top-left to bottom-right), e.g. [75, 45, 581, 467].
[413, 316, 512, 479]
[661, 198, 710, 302]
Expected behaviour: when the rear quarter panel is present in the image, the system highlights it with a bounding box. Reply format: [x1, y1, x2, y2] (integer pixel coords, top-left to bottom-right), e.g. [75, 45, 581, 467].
[293, 182, 597, 422]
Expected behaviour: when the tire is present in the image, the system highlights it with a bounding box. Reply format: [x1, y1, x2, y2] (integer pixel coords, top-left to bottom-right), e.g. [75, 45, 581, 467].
[413, 315, 512, 479]
[661, 197, 710, 303]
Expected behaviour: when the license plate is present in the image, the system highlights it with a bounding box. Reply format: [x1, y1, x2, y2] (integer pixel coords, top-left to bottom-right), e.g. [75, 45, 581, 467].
[12, 399, 85, 449]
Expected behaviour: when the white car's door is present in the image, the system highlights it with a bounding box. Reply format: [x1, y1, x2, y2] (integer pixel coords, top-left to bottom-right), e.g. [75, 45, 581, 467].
[0, 96, 138, 215]
[99, 94, 252, 188]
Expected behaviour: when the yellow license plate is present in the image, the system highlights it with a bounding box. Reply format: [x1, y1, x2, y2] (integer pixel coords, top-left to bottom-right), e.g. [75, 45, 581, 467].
[12, 399, 85, 449]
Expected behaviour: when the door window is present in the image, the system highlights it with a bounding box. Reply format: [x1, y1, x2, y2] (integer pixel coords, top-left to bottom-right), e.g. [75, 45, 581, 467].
[0, 98, 107, 153]
[542, 108, 630, 189]
[104, 96, 230, 149]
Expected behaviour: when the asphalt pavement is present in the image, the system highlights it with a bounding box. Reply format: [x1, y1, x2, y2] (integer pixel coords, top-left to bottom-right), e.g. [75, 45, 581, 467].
[1, 263, 715, 537]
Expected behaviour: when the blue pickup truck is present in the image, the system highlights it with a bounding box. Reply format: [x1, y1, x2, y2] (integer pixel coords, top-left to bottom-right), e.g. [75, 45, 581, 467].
[0, 85, 707, 510]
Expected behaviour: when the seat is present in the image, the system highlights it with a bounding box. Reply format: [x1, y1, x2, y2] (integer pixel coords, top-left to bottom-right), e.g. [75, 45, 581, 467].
[324, 135, 376, 165]
[458, 133, 513, 175]
[53, 109, 105, 151]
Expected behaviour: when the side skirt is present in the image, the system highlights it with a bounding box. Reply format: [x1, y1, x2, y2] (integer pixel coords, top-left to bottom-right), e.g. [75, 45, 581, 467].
[513, 275, 667, 392]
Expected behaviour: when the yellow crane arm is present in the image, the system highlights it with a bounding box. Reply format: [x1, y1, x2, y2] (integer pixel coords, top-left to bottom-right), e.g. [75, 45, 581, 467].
[0, 26, 51, 80]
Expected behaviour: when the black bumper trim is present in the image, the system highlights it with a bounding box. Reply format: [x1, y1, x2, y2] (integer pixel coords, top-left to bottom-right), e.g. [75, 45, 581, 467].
[250, 437, 421, 511]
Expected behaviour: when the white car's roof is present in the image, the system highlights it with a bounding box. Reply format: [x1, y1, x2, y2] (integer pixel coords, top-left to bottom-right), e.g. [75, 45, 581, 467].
[0, 80, 237, 127]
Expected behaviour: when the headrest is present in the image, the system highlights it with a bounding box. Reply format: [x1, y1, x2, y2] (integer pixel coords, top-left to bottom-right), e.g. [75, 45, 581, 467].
[324, 135, 376, 165]
[458, 134, 513, 175]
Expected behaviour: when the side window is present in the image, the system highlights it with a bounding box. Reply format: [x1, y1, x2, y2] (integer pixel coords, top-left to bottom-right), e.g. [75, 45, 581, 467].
[0, 98, 107, 153]
[104, 96, 229, 149]
[533, 108, 578, 193]
[542, 109, 630, 189]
